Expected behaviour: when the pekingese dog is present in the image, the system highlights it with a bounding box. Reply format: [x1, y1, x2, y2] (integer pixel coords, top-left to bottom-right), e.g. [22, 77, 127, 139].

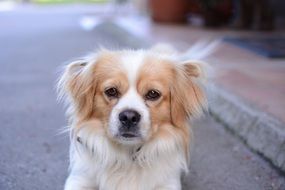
[58, 44, 209, 190]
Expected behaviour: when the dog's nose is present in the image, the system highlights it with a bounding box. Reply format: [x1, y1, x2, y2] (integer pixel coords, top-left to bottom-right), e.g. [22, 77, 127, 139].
[119, 109, 141, 127]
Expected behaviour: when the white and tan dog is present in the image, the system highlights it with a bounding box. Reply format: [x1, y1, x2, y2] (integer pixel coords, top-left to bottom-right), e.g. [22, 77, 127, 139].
[58, 44, 211, 190]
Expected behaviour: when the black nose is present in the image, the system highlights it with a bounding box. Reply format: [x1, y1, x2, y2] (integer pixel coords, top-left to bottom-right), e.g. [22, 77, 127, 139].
[119, 109, 141, 127]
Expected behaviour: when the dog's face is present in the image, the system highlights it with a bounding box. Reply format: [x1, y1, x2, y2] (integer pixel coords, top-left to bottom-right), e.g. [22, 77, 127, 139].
[59, 49, 205, 146]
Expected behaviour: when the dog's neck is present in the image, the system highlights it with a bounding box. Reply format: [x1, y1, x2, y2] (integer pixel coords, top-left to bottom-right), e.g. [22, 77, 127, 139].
[76, 135, 143, 161]
[72, 124, 188, 173]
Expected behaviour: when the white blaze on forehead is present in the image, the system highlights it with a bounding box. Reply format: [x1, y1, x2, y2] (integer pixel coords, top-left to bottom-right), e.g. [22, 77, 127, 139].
[115, 50, 148, 115]
[108, 50, 151, 140]
[120, 50, 145, 86]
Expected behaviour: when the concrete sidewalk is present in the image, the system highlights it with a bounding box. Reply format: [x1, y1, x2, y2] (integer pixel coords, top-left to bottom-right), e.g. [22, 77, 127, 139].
[0, 5, 284, 190]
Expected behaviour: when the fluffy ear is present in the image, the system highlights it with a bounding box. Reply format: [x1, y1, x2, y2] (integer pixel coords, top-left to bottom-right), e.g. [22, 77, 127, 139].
[170, 61, 207, 127]
[57, 59, 96, 120]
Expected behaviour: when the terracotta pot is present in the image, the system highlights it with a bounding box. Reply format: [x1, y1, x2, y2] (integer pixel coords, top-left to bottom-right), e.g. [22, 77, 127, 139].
[149, 0, 189, 23]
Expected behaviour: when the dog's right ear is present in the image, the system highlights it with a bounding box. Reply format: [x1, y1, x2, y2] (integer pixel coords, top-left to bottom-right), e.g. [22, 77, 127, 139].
[57, 59, 97, 120]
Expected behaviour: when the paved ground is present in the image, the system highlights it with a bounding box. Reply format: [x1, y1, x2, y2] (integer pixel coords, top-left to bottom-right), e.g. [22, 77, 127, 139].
[0, 5, 284, 190]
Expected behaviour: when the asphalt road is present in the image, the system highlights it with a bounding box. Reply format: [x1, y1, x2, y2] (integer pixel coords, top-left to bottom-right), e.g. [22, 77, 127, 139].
[0, 5, 284, 190]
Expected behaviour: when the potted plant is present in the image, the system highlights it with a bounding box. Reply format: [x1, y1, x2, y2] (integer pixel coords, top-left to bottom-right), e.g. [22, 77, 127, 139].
[149, 0, 189, 23]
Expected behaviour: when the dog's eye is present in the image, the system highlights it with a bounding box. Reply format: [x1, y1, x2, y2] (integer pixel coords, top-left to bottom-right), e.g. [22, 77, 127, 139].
[105, 87, 119, 98]
[145, 90, 161, 101]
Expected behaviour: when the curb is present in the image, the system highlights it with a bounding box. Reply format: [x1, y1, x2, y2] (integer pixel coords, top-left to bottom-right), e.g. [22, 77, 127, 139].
[209, 83, 285, 172]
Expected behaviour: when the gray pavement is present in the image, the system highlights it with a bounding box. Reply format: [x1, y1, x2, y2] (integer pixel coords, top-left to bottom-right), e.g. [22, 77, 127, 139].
[0, 5, 284, 190]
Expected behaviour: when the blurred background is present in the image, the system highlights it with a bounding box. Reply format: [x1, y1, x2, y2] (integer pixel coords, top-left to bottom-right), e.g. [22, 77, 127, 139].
[0, 0, 285, 189]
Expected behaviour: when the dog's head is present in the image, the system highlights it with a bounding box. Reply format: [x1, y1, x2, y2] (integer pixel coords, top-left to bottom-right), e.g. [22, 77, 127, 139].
[58, 49, 206, 147]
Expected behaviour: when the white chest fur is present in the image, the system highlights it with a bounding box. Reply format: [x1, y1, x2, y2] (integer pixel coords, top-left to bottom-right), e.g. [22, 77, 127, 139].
[65, 126, 187, 190]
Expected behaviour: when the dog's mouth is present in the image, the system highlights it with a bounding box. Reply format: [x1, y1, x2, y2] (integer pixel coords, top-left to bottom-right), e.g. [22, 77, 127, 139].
[121, 132, 139, 138]
[117, 131, 142, 142]
[113, 125, 143, 143]
[121, 132, 138, 138]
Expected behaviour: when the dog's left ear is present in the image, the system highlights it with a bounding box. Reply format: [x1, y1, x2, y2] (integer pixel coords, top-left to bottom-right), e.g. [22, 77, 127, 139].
[170, 61, 207, 127]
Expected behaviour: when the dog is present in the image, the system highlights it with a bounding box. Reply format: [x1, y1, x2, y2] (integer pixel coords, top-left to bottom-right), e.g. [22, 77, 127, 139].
[58, 44, 210, 190]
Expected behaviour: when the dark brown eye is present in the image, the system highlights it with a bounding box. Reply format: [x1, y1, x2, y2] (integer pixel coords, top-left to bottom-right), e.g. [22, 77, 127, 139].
[104, 87, 119, 98]
[145, 90, 161, 101]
